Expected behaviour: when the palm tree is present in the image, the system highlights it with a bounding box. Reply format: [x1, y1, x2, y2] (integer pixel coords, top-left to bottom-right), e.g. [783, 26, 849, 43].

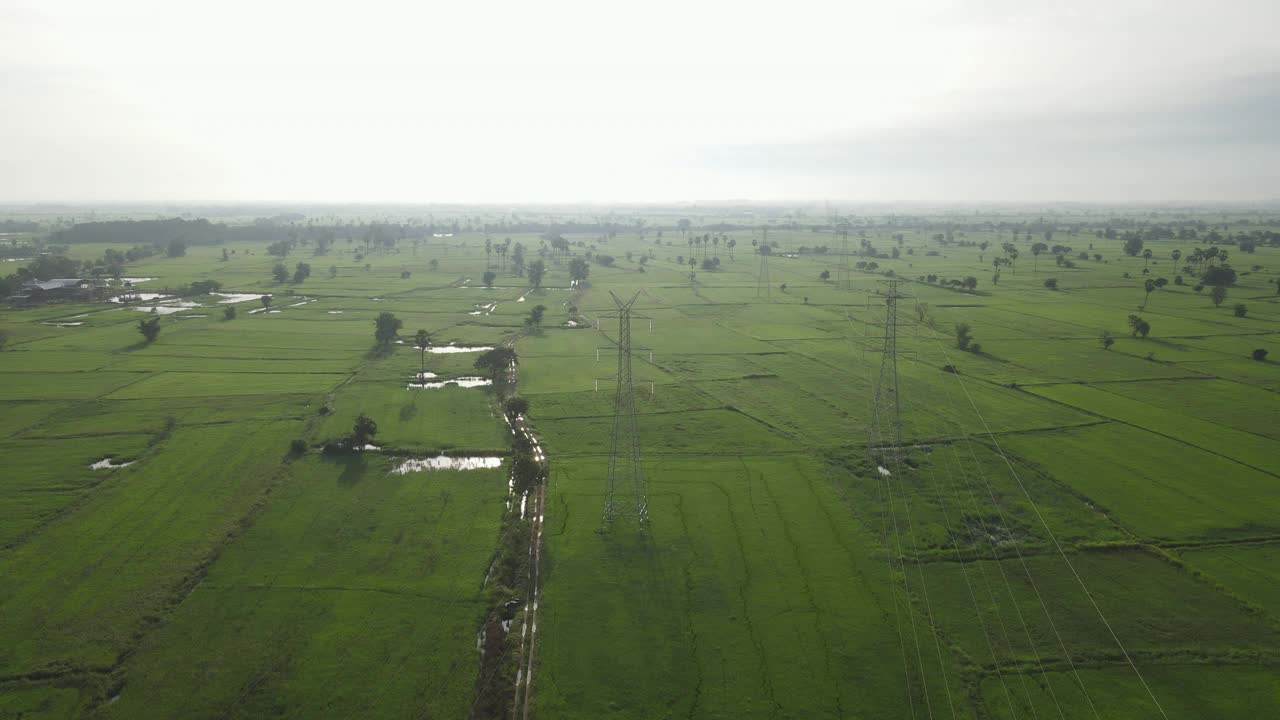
[1143, 279, 1156, 309]
[1171, 248, 1182, 270]
[1031, 242, 1048, 272]
[1142, 248, 1153, 270]
[414, 329, 431, 376]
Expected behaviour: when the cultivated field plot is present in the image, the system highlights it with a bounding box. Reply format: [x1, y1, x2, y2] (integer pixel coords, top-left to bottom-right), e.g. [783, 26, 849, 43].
[1, 212, 1279, 719]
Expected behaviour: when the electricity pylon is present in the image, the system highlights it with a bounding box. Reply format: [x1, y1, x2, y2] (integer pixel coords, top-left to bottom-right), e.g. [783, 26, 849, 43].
[867, 280, 911, 458]
[599, 292, 651, 526]
[838, 226, 851, 291]
[756, 250, 772, 299]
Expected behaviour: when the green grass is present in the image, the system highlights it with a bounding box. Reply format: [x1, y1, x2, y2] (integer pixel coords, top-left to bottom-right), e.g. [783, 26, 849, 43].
[97, 455, 506, 719]
[1181, 543, 1280, 617]
[1001, 424, 1280, 541]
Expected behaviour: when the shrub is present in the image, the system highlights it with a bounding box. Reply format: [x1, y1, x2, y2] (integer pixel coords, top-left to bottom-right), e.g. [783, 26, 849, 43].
[290, 439, 308, 456]
[1252, 348, 1268, 361]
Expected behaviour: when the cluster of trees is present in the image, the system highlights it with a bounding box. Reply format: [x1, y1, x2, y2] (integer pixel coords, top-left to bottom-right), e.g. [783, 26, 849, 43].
[272, 262, 312, 284]
[525, 305, 547, 329]
[138, 316, 162, 343]
[475, 347, 517, 383]
[374, 312, 403, 346]
[955, 323, 982, 354]
[918, 274, 979, 291]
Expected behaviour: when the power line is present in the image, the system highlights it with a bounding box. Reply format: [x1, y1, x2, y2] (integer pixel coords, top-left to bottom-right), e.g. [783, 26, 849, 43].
[926, 332, 1168, 720]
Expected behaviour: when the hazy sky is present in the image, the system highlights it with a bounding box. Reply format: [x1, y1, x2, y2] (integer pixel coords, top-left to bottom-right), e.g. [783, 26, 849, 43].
[3, 0, 1278, 204]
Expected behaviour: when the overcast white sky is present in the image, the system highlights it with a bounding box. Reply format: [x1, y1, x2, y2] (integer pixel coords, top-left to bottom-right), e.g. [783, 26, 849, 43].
[2, 0, 1278, 204]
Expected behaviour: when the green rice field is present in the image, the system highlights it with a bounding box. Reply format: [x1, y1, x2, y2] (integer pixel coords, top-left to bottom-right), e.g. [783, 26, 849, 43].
[1, 207, 1278, 718]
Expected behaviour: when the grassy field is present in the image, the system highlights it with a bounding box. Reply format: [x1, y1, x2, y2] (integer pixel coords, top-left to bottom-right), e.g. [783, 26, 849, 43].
[1, 208, 1278, 718]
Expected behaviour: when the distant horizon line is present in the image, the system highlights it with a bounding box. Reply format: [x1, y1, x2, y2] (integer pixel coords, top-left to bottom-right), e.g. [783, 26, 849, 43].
[2, 198, 1280, 211]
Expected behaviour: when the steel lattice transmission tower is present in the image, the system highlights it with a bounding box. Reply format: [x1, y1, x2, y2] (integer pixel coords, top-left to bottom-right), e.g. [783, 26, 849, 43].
[837, 226, 852, 292]
[756, 249, 772, 299]
[867, 280, 910, 458]
[599, 291, 652, 526]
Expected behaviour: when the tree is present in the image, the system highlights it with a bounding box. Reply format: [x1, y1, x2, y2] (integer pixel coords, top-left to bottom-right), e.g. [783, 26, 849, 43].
[221, 248, 230, 262]
[474, 347, 518, 382]
[1171, 248, 1182, 269]
[819, 270, 831, 282]
[374, 311, 403, 346]
[223, 305, 236, 321]
[167, 238, 187, 257]
[1031, 242, 1048, 272]
[568, 257, 590, 284]
[1101, 330, 1115, 350]
[1233, 303, 1248, 318]
[261, 295, 273, 310]
[293, 262, 311, 283]
[329, 265, 338, 278]
[414, 329, 431, 374]
[504, 396, 530, 416]
[1123, 235, 1144, 257]
[1143, 278, 1156, 308]
[138, 316, 161, 343]
[482, 270, 497, 288]
[961, 276, 978, 291]
[1043, 278, 1058, 290]
[352, 414, 378, 448]
[955, 322, 973, 351]
[527, 260, 546, 289]
[525, 304, 547, 329]
[1253, 348, 1269, 362]
[1142, 248, 1153, 269]
[272, 263, 289, 283]
[1210, 285, 1228, 307]
[1202, 265, 1237, 286]
[1127, 314, 1151, 338]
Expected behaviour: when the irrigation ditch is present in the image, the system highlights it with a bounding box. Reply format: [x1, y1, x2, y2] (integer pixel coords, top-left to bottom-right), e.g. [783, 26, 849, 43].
[470, 327, 548, 720]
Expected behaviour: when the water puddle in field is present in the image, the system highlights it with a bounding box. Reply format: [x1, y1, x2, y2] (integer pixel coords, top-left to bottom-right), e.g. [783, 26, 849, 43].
[426, 344, 494, 354]
[212, 292, 268, 304]
[392, 456, 503, 473]
[111, 292, 168, 303]
[414, 371, 439, 380]
[90, 457, 134, 470]
[359, 444, 381, 451]
[69, 314, 89, 318]
[116, 277, 154, 284]
[43, 321, 84, 327]
[287, 298, 312, 307]
[327, 310, 343, 314]
[564, 320, 581, 327]
[407, 376, 492, 389]
[133, 301, 205, 315]
[174, 314, 208, 319]
[469, 302, 498, 316]
[877, 466, 892, 477]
